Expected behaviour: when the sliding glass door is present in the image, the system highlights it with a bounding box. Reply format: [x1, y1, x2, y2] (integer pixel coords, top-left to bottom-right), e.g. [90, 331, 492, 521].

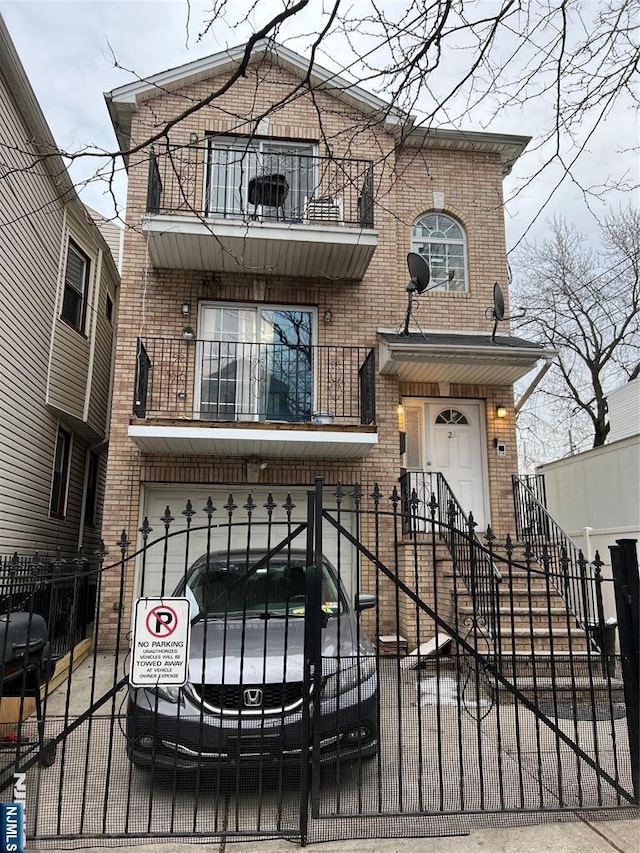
[205, 138, 316, 220]
[197, 304, 314, 422]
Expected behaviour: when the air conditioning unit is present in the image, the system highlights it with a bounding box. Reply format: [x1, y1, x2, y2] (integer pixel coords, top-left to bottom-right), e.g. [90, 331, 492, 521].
[304, 196, 343, 224]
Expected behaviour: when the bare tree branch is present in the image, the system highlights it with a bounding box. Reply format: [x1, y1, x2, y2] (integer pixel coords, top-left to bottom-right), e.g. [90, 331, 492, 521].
[513, 205, 640, 452]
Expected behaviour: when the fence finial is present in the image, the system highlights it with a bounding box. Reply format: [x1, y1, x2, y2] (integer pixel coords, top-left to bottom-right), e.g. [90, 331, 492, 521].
[117, 530, 131, 553]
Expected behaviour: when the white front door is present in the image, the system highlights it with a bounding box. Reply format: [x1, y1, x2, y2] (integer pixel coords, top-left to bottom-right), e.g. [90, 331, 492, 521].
[404, 399, 489, 529]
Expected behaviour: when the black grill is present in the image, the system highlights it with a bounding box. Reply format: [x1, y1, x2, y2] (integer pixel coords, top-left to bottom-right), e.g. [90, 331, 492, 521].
[194, 682, 305, 711]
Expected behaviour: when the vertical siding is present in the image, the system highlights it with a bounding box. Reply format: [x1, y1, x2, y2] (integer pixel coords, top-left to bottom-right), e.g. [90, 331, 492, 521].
[608, 378, 640, 443]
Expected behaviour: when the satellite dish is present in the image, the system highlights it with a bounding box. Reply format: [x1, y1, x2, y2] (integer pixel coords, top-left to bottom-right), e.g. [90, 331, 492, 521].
[490, 281, 525, 340]
[401, 253, 432, 335]
[407, 252, 431, 294]
[493, 282, 505, 321]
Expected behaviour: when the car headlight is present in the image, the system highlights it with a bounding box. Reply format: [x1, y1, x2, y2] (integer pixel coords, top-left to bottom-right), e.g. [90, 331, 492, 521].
[322, 656, 376, 699]
[149, 684, 182, 703]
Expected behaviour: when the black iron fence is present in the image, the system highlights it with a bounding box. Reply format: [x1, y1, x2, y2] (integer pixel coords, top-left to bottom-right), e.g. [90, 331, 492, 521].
[0, 484, 636, 847]
[147, 143, 375, 227]
[134, 336, 376, 425]
[0, 553, 96, 659]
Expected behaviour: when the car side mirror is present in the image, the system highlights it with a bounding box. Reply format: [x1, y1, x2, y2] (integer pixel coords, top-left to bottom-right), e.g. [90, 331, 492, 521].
[355, 593, 377, 612]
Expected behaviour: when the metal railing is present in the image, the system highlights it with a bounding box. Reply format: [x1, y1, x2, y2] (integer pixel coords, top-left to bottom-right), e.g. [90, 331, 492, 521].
[400, 470, 503, 644]
[146, 143, 375, 227]
[0, 553, 96, 658]
[0, 488, 635, 842]
[512, 474, 607, 651]
[134, 337, 376, 425]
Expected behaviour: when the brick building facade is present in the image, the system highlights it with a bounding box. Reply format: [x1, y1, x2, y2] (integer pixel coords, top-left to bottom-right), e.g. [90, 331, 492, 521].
[101, 41, 549, 645]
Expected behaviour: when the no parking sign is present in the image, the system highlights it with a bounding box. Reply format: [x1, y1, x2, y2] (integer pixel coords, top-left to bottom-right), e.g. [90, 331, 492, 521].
[130, 598, 191, 686]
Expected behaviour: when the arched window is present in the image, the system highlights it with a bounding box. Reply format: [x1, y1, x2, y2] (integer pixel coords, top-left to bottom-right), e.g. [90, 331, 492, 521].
[411, 212, 468, 292]
[435, 409, 469, 425]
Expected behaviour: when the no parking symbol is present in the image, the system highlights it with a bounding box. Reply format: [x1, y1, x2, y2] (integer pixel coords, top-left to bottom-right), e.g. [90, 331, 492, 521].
[146, 604, 178, 638]
[130, 597, 191, 687]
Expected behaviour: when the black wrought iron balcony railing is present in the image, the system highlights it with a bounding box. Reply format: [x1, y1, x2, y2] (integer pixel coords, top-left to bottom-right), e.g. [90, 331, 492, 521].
[134, 337, 376, 426]
[146, 144, 375, 228]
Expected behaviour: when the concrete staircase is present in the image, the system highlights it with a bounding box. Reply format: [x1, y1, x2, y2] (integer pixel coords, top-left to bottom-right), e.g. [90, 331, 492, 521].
[438, 548, 624, 707]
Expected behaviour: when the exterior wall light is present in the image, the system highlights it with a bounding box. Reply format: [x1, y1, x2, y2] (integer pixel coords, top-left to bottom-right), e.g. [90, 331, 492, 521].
[323, 309, 333, 323]
[189, 132, 198, 144]
[397, 404, 406, 456]
[496, 405, 507, 419]
[181, 302, 191, 316]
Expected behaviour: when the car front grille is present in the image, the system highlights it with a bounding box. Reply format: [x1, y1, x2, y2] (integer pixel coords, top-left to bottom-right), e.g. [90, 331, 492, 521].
[193, 682, 305, 714]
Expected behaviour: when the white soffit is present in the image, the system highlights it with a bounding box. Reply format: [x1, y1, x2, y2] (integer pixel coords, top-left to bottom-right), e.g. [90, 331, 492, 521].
[129, 425, 378, 459]
[379, 335, 550, 386]
[142, 216, 378, 280]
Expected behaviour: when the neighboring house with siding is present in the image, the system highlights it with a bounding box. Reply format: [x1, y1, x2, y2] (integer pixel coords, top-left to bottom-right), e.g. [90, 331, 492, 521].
[87, 207, 124, 273]
[99, 40, 554, 640]
[536, 377, 640, 617]
[0, 16, 120, 556]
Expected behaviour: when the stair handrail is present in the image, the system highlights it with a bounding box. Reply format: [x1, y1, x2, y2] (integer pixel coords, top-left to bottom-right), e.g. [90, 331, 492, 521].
[420, 472, 503, 644]
[512, 474, 606, 650]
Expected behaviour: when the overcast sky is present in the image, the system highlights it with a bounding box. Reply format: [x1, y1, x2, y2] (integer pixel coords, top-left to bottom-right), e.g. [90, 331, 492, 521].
[1, 0, 636, 253]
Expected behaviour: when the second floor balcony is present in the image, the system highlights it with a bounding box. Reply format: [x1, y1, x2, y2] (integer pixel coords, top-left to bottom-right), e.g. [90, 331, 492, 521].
[143, 140, 378, 280]
[130, 337, 377, 459]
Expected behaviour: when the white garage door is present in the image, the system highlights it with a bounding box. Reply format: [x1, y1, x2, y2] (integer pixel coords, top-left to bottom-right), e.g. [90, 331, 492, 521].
[137, 485, 356, 602]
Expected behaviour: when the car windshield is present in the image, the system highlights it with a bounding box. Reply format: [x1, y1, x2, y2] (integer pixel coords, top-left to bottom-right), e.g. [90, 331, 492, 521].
[185, 556, 345, 618]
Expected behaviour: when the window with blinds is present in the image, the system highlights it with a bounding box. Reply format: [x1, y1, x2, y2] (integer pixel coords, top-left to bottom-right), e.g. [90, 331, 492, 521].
[61, 240, 90, 332]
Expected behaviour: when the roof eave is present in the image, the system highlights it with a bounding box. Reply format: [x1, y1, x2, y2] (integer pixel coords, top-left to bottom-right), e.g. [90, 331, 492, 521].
[104, 39, 409, 157]
[397, 127, 531, 176]
[383, 341, 551, 361]
[378, 335, 557, 386]
[0, 16, 78, 202]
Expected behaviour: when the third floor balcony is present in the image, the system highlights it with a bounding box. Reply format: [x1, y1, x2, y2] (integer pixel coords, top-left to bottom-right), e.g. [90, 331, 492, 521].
[143, 139, 378, 280]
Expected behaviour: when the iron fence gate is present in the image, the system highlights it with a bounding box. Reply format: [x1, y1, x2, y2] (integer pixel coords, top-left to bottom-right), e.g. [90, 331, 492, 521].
[0, 479, 637, 848]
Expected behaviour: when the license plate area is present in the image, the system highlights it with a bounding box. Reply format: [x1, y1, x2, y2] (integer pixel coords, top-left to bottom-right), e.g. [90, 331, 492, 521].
[227, 732, 282, 758]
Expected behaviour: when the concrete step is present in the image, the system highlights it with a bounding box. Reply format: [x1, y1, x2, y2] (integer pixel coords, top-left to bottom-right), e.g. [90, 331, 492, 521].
[458, 605, 575, 627]
[493, 675, 625, 706]
[463, 628, 591, 654]
[444, 570, 558, 593]
[489, 651, 619, 680]
[455, 609, 575, 632]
